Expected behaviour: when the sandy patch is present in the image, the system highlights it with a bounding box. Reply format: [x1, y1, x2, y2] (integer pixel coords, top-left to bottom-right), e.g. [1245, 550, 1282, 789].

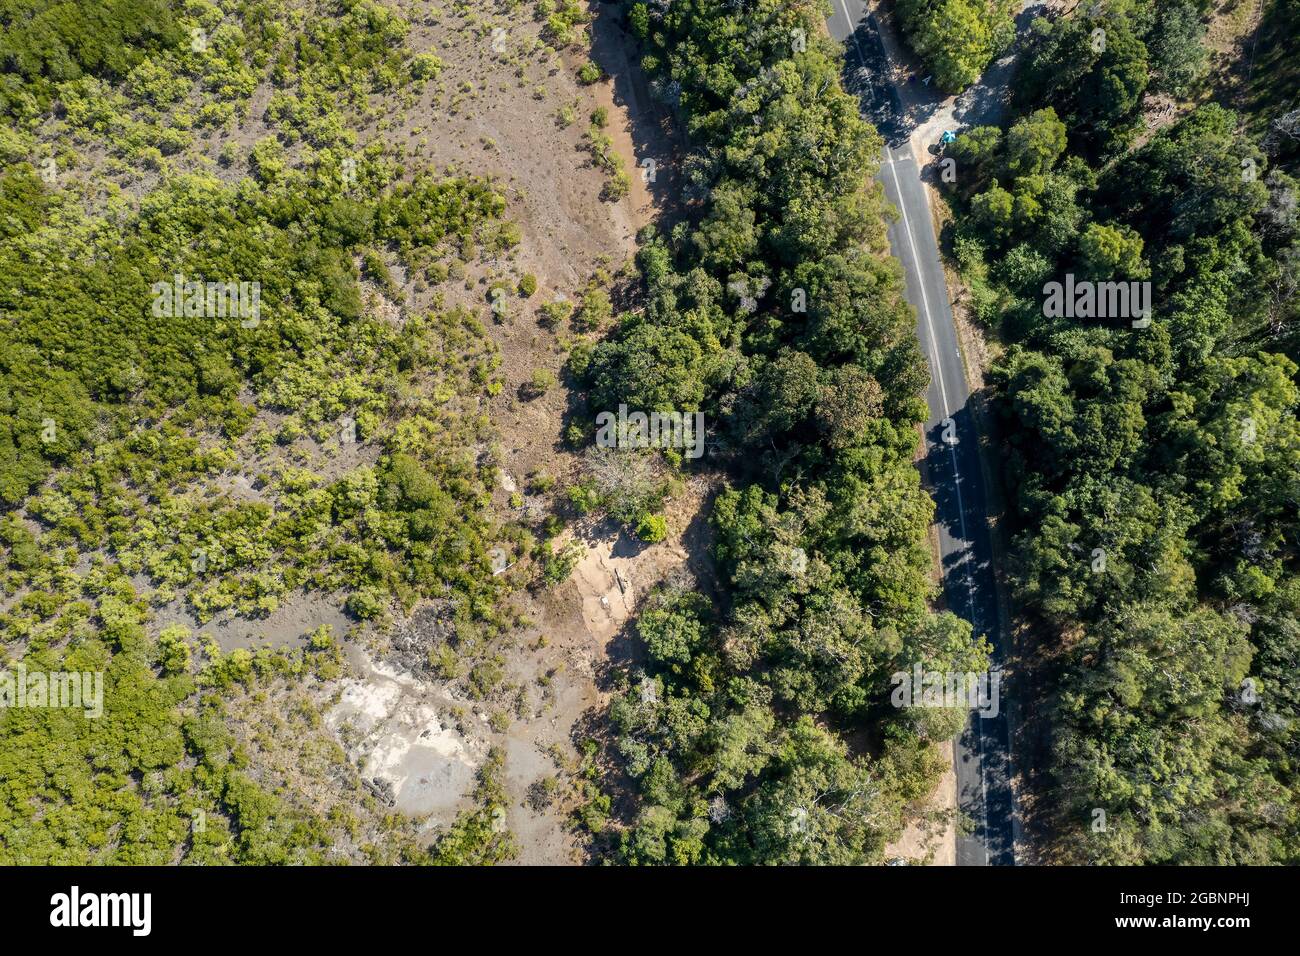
[884, 739, 958, 865]
[571, 534, 641, 642]
[326, 650, 487, 819]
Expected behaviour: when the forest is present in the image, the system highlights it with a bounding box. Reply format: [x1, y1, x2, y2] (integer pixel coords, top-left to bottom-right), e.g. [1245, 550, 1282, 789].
[3, 0, 1295, 870]
[570, 0, 987, 863]
[938, 0, 1300, 862]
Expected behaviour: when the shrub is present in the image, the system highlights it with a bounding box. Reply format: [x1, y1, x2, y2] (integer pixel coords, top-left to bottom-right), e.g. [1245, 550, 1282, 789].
[575, 287, 612, 331]
[600, 166, 630, 201]
[523, 367, 557, 399]
[362, 249, 399, 298]
[409, 53, 443, 81]
[635, 513, 668, 543]
[541, 541, 584, 586]
[538, 297, 574, 329]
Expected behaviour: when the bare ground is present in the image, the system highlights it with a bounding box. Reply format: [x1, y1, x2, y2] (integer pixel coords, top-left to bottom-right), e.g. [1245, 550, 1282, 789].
[63, 0, 686, 862]
[327, 2, 691, 863]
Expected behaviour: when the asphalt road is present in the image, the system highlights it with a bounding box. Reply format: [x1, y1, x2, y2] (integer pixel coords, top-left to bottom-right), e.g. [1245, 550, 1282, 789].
[827, 0, 1016, 866]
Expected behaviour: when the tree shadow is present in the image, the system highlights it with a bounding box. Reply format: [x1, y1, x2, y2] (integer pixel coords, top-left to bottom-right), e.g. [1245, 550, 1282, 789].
[922, 407, 999, 642]
[586, 1, 686, 229]
[838, 15, 929, 146]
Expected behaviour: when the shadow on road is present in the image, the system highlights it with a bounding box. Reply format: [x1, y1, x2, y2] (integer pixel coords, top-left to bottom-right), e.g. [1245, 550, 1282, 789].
[837, 16, 937, 147]
[922, 404, 1009, 664]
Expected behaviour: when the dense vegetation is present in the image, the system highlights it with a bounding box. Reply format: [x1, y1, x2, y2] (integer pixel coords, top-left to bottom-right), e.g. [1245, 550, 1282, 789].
[945, 0, 1300, 862]
[0, 0, 183, 94]
[0, 0, 530, 863]
[567, 0, 987, 863]
[896, 0, 1017, 93]
[8, 0, 1291, 870]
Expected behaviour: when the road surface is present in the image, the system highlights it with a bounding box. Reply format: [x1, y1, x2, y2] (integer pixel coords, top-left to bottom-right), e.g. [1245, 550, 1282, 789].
[827, 0, 1017, 866]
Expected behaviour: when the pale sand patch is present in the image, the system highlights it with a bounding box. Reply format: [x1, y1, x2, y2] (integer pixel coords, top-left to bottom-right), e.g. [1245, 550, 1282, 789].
[571, 535, 641, 643]
[884, 739, 957, 865]
[326, 651, 486, 820]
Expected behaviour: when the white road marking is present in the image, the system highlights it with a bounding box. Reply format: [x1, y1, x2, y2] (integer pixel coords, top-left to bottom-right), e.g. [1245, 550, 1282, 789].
[832, 1, 997, 863]
[837, 0, 863, 62]
[884, 142, 991, 858]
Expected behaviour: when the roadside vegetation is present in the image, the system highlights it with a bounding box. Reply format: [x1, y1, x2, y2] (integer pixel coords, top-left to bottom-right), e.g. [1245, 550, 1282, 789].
[941, 0, 1300, 863]
[564, 0, 987, 864]
[896, 0, 1018, 93]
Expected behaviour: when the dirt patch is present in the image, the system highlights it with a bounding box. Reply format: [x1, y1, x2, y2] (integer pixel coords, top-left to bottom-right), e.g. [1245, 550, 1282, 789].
[154, 591, 355, 653]
[587, 1, 684, 229]
[493, 479, 711, 863]
[326, 648, 488, 819]
[884, 739, 957, 865]
[572, 537, 637, 639]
